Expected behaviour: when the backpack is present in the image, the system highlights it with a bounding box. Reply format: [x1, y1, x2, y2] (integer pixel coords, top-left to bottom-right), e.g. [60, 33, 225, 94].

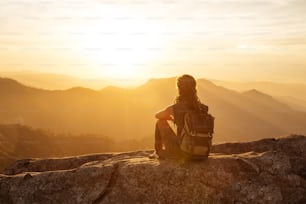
[179, 110, 214, 159]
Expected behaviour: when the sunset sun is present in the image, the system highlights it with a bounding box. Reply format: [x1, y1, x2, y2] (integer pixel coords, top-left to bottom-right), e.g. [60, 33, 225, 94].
[72, 8, 166, 80]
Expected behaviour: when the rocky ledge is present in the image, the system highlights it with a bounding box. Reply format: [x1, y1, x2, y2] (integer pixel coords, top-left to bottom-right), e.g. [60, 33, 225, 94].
[0, 135, 305, 204]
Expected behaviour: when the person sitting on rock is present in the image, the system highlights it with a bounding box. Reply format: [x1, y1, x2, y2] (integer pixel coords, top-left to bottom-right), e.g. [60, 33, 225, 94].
[152, 74, 210, 159]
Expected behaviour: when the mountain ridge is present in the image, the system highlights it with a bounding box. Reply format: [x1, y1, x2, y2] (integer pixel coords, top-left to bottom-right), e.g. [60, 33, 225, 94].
[213, 80, 306, 102]
[0, 71, 109, 90]
[0, 76, 305, 143]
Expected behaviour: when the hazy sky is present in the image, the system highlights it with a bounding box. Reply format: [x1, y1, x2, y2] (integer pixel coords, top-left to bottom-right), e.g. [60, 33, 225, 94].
[0, 0, 306, 84]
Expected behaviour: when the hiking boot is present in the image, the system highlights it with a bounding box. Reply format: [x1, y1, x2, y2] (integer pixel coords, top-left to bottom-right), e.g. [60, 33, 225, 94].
[148, 152, 159, 159]
[157, 150, 167, 159]
[148, 150, 167, 159]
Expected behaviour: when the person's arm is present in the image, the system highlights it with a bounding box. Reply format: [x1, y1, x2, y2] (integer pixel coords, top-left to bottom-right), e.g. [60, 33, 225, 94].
[155, 105, 173, 120]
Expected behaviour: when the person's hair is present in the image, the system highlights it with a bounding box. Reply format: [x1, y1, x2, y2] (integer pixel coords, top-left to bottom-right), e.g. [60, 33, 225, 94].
[175, 74, 201, 111]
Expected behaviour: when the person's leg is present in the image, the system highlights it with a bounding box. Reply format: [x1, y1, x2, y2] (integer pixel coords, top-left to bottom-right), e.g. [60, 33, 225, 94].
[155, 119, 181, 157]
[154, 121, 163, 154]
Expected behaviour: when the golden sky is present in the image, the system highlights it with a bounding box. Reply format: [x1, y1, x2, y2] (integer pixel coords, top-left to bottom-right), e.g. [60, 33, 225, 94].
[0, 0, 306, 84]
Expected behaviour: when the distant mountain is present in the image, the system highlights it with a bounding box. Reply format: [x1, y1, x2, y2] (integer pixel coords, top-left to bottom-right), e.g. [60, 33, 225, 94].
[0, 77, 40, 94]
[0, 71, 108, 90]
[212, 80, 306, 101]
[0, 77, 306, 144]
[243, 89, 273, 98]
[275, 96, 306, 112]
[242, 89, 291, 111]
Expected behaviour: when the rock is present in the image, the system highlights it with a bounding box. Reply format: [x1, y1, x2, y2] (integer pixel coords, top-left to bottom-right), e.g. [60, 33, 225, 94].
[0, 135, 305, 204]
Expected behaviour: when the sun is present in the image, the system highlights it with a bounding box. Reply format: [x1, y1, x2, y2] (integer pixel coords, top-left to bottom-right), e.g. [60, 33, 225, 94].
[73, 8, 166, 80]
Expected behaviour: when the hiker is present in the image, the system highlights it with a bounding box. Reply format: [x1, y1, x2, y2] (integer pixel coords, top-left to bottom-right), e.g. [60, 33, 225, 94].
[153, 74, 214, 159]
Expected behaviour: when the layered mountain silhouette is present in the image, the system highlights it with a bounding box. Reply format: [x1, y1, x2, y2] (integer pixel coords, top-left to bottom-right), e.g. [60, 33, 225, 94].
[276, 96, 306, 112]
[0, 71, 109, 90]
[213, 80, 306, 102]
[0, 76, 306, 145]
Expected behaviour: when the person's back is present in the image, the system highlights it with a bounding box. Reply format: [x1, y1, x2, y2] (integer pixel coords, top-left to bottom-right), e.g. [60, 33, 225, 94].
[173, 101, 209, 138]
[153, 74, 214, 159]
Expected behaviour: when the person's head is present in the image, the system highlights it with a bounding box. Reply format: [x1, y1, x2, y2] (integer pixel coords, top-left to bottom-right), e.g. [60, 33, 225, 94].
[176, 74, 200, 109]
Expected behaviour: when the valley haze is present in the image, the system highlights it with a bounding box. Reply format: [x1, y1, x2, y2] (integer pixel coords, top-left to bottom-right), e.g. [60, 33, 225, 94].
[0, 75, 306, 141]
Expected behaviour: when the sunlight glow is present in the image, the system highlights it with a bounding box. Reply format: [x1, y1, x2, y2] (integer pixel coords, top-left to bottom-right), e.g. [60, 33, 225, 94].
[73, 7, 166, 80]
[1, 0, 306, 83]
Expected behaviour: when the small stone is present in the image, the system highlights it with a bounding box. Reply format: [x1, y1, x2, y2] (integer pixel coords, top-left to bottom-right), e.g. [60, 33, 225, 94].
[23, 173, 33, 180]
